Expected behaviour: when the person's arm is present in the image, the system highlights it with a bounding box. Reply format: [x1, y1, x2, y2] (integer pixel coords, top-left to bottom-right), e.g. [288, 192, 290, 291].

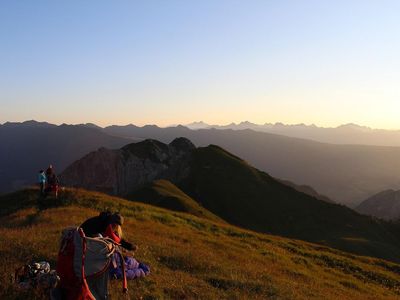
[120, 239, 137, 251]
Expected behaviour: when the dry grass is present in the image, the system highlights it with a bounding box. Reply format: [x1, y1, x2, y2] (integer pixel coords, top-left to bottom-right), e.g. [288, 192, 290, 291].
[0, 188, 399, 299]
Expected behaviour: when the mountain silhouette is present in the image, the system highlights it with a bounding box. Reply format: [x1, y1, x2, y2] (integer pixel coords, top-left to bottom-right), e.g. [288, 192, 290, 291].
[185, 121, 400, 147]
[0, 121, 130, 193]
[103, 124, 400, 206]
[3, 120, 400, 207]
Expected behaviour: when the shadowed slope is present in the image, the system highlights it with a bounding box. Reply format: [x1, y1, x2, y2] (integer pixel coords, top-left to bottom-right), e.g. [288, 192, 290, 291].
[179, 145, 400, 262]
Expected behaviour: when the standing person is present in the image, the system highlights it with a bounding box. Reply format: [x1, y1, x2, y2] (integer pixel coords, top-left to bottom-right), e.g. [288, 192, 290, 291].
[45, 164, 60, 198]
[49, 173, 60, 198]
[45, 164, 53, 180]
[38, 170, 46, 196]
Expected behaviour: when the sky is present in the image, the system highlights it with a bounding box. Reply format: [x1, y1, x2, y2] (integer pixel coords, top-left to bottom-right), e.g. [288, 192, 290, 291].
[1, 1, 400, 128]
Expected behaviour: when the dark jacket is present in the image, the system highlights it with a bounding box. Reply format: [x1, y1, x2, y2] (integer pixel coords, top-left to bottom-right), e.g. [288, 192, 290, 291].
[80, 212, 134, 251]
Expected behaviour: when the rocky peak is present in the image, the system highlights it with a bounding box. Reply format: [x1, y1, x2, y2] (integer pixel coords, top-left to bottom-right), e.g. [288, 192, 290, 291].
[122, 139, 170, 162]
[169, 137, 195, 153]
[61, 138, 196, 196]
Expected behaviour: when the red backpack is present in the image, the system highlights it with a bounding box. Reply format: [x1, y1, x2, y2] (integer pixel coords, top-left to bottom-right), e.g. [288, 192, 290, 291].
[56, 228, 127, 300]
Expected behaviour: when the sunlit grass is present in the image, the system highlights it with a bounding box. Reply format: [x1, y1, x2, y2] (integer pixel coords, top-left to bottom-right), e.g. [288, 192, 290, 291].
[0, 188, 399, 299]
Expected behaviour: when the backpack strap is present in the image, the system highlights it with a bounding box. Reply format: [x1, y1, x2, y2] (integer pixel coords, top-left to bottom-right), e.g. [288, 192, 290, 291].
[115, 250, 128, 294]
[79, 228, 96, 300]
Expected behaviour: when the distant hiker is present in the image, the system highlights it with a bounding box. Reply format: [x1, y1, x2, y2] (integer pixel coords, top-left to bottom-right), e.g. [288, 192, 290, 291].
[45, 164, 60, 198]
[80, 211, 137, 252]
[46, 164, 53, 178]
[38, 170, 46, 196]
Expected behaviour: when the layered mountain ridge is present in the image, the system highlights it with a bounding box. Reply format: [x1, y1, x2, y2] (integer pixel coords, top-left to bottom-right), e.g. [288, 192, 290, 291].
[3, 120, 400, 207]
[0, 121, 130, 193]
[102, 124, 400, 206]
[185, 121, 400, 146]
[60, 137, 400, 263]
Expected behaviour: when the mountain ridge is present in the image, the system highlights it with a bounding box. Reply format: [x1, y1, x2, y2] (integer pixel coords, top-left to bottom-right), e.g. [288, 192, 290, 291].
[102, 124, 400, 206]
[0, 122, 130, 193]
[60, 138, 400, 263]
[3, 120, 400, 207]
[184, 121, 400, 146]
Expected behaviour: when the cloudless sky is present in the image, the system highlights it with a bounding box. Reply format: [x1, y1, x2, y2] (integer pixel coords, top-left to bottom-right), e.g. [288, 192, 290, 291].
[1, 1, 400, 128]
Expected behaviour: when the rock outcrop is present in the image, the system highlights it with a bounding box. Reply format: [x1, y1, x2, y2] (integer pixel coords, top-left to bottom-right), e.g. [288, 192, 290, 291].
[60, 138, 195, 195]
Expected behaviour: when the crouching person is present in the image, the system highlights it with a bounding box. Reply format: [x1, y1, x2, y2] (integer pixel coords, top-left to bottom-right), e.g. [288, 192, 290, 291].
[55, 213, 132, 300]
[80, 212, 150, 283]
[80, 211, 137, 252]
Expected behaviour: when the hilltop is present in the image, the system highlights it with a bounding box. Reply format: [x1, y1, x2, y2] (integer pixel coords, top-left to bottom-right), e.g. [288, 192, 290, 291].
[1, 188, 400, 299]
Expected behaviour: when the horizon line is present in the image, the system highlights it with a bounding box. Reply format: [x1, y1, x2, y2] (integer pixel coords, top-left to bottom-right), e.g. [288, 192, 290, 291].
[1, 119, 400, 131]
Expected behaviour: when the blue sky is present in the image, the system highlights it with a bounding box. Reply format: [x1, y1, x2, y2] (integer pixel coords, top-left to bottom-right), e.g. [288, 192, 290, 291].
[1, 1, 400, 128]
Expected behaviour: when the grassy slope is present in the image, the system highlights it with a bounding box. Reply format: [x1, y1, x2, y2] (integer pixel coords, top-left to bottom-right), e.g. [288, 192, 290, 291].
[1, 188, 400, 300]
[127, 179, 223, 223]
[178, 145, 400, 263]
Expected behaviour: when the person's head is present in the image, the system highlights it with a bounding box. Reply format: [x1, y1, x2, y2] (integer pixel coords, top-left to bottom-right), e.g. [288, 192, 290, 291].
[110, 212, 124, 226]
[39, 170, 44, 173]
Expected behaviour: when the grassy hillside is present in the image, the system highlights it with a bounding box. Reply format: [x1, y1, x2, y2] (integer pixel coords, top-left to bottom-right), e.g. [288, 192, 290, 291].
[179, 145, 400, 263]
[127, 179, 224, 223]
[1, 188, 400, 299]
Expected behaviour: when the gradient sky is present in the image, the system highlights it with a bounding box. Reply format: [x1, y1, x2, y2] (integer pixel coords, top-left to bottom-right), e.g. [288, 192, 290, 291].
[1, 1, 400, 128]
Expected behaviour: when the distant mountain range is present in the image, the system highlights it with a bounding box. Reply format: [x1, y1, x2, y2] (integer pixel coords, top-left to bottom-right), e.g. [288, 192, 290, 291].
[103, 123, 400, 206]
[3, 120, 400, 207]
[356, 190, 400, 221]
[186, 121, 400, 147]
[0, 120, 130, 193]
[60, 137, 400, 262]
